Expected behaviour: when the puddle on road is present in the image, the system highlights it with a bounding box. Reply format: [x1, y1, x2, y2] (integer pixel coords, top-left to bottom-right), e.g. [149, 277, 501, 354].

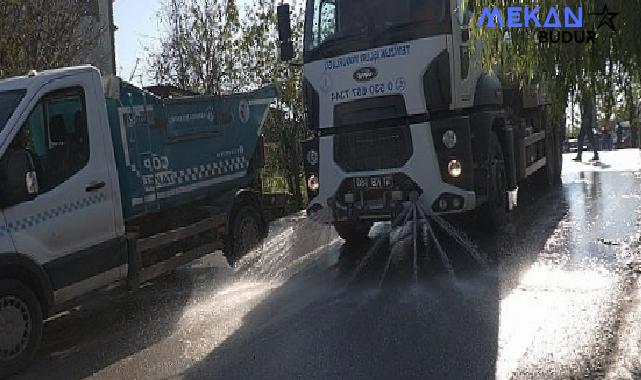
[496, 210, 628, 380]
[497, 264, 619, 380]
[129, 163, 641, 379]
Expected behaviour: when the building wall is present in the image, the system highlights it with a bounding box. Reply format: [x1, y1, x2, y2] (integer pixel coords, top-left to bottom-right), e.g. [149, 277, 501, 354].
[81, 0, 116, 76]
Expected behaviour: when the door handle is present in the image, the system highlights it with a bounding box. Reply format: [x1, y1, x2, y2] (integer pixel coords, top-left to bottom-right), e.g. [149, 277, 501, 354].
[86, 181, 106, 192]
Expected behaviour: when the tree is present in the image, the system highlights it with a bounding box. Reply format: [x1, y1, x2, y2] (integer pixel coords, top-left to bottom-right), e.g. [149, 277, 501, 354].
[240, 0, 307, 205]
[150, 0, 242, 95]
[470, 0, 641, 119]
[0, 0, 98, 78]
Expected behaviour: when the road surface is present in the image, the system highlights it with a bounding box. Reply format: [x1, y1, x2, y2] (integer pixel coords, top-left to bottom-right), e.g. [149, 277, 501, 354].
[12, 149, 641, 380]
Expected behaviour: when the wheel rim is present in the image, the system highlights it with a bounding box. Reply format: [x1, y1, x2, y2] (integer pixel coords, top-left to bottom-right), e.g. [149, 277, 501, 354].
[235, 215, 260, 256]
[0, 296, 32, 361]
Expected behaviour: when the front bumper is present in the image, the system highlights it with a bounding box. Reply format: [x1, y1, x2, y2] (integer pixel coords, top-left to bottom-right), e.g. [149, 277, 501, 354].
[307, 116, 478, 224]
[329, 173, 422, 222]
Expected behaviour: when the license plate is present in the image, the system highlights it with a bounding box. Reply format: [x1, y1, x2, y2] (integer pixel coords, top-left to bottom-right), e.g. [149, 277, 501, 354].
[354, 175, 393, 189]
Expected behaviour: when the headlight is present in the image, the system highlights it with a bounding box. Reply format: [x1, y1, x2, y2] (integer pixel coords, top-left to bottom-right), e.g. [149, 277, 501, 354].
[447, 160, 462, 178]
[307, 175, 320, 191]
[442, 130, 457, 149]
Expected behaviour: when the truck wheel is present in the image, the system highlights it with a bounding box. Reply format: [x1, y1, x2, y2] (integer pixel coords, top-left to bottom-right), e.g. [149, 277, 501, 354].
[224, 205, 264, 267]
[478, 132, 508, 231]
[0, 279, 43, 378]
[334, 222, 372, 244]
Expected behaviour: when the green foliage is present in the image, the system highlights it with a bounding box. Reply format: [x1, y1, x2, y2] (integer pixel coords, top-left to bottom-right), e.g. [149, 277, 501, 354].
[151, 0, 244, 94]
[469, 0, 641, 120]
[238, 0, 307, 205]
[0, 0, 97, 78]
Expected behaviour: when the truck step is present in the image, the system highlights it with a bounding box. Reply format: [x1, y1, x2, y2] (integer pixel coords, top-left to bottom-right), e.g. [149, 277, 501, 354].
[138, 242, 223, 284]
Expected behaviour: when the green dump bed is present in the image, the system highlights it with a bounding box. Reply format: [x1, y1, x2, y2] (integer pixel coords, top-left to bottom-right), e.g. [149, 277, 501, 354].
[104, 79, 276, 220]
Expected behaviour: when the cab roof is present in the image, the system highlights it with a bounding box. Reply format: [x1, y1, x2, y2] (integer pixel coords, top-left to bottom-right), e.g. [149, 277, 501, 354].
[0, 65, 100, 93]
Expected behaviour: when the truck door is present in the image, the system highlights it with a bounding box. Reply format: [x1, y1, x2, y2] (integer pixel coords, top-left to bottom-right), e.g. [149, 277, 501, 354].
[3, 71, 123, 302]
[450, 0, 475, 108]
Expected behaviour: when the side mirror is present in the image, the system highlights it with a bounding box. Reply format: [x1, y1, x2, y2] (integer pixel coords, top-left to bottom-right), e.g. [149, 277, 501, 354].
[456, 0, 474, 27]
[0, 148, 39, 208]
[277, 4, 295, 61]
[457, 9, 472, 28]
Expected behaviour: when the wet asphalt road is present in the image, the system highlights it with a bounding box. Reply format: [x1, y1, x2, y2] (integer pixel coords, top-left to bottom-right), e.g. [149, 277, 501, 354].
[11, 149, 641, 380]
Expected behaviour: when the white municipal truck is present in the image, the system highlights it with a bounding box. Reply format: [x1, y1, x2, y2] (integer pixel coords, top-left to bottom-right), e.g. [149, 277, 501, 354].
[0, 66, 275, 376]
[278, 0, 563, 242]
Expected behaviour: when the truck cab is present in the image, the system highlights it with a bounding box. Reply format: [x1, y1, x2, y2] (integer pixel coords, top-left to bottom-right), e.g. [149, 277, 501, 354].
[0, 67, 125, 375]
[280, 0, 562, 242]
[0, 67, 125, 300]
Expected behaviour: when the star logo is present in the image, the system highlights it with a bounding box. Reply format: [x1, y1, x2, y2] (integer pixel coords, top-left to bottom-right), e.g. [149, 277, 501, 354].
[589, 5, 619, 32]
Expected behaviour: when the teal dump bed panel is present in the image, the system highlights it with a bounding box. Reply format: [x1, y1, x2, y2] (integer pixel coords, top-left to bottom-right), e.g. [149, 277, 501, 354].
[106, 83, 276, 220]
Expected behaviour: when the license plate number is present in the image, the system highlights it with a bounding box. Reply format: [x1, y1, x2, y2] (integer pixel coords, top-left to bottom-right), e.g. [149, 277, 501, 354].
[354, 176, 393, 189]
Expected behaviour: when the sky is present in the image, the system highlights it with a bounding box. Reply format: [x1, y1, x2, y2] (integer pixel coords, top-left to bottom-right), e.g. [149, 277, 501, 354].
[114, 0, 250, 84]
[113, 0, 163, 84]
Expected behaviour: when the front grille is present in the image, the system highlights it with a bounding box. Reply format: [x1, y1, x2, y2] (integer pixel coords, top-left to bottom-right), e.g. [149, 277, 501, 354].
[334, 126, 413, 172]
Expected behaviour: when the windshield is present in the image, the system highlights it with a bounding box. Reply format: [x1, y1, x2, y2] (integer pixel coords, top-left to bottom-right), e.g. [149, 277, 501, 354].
[0, 89, 26, 133]
[304, 0, 450, 60]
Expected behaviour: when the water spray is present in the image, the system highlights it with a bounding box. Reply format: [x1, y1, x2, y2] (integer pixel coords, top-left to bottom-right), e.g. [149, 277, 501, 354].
[376, 195, 490, 286]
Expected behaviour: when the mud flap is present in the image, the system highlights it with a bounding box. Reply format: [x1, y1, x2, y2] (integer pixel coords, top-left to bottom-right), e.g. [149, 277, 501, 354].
[507, 188, 519, 211]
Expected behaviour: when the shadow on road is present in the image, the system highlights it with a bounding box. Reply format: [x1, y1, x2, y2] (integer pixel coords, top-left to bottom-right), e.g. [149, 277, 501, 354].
[11, 181, 571, 380]
[11, 266, 232, 380]
[181, 184, 569, 380]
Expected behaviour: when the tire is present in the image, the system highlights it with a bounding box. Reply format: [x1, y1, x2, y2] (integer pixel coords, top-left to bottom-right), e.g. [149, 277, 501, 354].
[224, 205, 264, 267]
[0, 279, 43, 378]
[477, 132, 508, 231]
[334, 222, 372, 244]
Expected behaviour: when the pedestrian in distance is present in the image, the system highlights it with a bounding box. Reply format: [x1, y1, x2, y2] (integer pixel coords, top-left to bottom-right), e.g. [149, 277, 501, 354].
[574, 84, 600, 162]
[601, 127, 612, 151]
